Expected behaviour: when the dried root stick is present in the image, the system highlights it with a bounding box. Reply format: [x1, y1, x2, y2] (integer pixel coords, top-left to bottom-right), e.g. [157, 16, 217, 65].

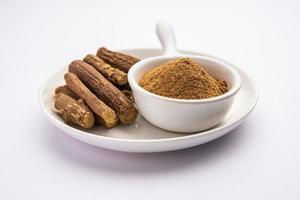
[97, 47, 140, 72]
[54, 93, 95, 128]
[69, 60, 138, 124]
[55, 85, 79, 99]
[118, 83, 131, 91]
[64, 73, 118, 128]
[122, 90, 133, 102]
[83, 54, 128, 86]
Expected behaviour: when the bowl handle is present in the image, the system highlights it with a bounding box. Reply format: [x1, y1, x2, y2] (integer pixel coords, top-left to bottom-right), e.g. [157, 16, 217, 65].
[156, 20, 180, 56]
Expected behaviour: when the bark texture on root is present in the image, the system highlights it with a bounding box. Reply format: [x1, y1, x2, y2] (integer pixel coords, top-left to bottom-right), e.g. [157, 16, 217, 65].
[69, 60, 138, 124]
[64, 72, 118, 128]
[54, 93, 95, 128]
[97, 47, 140, 73]
[84, 54, 128, 86]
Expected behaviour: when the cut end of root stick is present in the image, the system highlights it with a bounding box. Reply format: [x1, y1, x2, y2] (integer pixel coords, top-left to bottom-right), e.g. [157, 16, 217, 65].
[119, 106, 139, 125]
[96, 111, 118, 128]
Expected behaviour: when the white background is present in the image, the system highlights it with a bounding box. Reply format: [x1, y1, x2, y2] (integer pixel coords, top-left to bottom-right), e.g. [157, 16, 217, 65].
[1, 0, 300, 199]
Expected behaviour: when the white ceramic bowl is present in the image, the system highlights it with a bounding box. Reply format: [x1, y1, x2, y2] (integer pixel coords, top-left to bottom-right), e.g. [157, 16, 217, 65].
[128, 55, 242, 132]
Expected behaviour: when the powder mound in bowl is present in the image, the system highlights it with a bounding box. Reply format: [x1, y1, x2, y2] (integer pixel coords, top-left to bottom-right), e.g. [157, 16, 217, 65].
[139, 58, 228, 100]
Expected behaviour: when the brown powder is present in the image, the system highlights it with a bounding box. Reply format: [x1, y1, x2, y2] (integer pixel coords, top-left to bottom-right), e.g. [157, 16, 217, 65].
[139, 58, 228, 99]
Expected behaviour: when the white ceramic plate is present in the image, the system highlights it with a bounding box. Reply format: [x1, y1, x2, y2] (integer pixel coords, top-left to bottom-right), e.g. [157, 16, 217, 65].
[40, 48, 258, 153]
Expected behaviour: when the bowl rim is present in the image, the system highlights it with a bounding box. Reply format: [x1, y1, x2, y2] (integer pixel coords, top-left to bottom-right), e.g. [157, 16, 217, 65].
[128, 55, 242, 104]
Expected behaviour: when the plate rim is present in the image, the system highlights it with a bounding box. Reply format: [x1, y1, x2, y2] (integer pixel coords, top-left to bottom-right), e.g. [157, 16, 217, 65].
[39, 48, 258, 143]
